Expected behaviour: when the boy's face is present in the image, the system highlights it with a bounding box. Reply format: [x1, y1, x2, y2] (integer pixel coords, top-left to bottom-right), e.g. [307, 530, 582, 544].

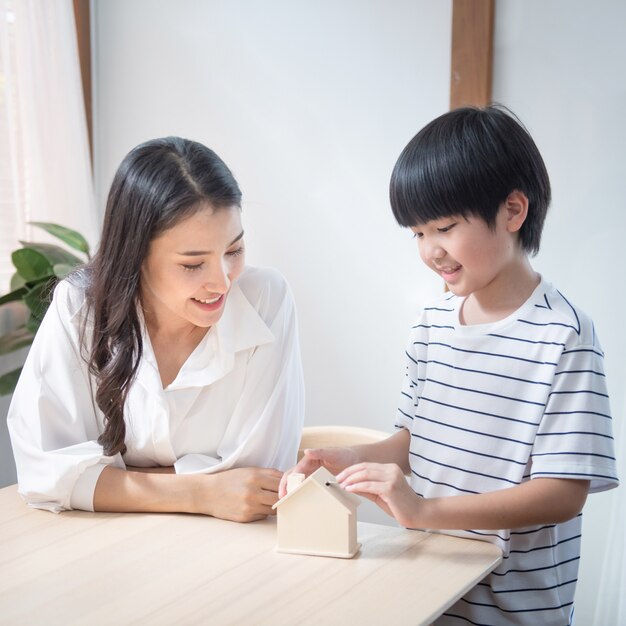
[410, 204, 525, 299]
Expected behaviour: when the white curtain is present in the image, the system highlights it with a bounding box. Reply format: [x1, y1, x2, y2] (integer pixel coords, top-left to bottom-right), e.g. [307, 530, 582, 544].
[594, 402, 625, 624]
[0, 0, 98, 291]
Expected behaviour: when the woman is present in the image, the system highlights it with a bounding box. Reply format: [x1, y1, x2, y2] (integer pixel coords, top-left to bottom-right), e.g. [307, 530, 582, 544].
[8, 137, 304, 522]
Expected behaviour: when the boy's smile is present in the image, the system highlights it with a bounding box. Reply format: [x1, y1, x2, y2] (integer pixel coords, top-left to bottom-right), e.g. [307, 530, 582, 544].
[432, 261, 462, 283]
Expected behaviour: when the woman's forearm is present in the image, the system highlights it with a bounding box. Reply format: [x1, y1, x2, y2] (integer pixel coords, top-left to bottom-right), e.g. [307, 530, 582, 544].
[93, 465, 283, 522]
[93, 466, 196, 513]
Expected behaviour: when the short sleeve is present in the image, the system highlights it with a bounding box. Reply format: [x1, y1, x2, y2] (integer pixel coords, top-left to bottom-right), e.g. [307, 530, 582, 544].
[530, 335, 618, 493]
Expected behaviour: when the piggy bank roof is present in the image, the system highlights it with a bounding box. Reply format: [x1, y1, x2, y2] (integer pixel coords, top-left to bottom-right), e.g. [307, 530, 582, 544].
[272, 466, 361, 513]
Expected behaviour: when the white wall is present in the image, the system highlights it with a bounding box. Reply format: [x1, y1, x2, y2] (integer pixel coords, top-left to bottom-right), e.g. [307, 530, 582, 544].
[492, 1, 625, 623]
[91, 0, 623, 622]
[92, 0, 451, 437]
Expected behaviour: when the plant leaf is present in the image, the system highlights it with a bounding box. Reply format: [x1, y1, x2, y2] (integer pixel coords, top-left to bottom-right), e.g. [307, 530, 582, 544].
[0, 367, 22, 396]
[10, 272, 26, 290]
[25, 314, 41, 334]
[29, 222, 90, 257]
[19, 241, 84, 267]
[23, 280, 55, 322]
[0, 286, 27, 306]
[0, 326, 34, 355]
[53, 263, 74, 278]
[12, 248, 54, 282]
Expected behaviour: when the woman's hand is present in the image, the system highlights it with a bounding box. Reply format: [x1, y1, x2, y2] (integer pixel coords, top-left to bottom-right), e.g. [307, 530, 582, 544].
[336, 462, 420, 528]
[190, 467, 282, 523]
[278, 447, 359, 498]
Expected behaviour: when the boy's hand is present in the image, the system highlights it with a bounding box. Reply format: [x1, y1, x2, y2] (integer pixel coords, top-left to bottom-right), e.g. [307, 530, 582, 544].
[336, 462, 420, 527]
[278, 447, 358, 498]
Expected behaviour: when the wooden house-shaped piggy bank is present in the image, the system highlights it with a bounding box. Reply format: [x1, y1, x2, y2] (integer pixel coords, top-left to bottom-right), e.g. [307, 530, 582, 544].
[272, 466, 361, 558]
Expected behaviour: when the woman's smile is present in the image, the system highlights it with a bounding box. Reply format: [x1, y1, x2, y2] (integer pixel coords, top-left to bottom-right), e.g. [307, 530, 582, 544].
[191, 293, 225, 311]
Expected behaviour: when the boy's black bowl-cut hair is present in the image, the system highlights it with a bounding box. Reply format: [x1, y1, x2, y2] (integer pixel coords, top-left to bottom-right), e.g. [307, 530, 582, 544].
[389, 105, 551, 255]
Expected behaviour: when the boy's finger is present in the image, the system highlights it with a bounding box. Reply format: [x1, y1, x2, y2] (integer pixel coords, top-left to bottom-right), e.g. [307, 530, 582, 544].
[344, 480, 385, 495]
[336, 462, 371, 483]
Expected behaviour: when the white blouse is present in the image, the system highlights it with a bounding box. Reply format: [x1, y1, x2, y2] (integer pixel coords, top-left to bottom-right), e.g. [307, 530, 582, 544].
[8, 266, 305, 513]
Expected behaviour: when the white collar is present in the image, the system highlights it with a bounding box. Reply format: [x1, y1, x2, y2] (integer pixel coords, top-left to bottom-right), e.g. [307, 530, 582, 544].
[162, 281, 274, 390]
[215, 281, 275, 355]
[139, 281, 274, 391]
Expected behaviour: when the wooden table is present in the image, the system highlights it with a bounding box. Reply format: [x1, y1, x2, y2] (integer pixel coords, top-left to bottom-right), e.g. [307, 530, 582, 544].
[0, 485, 501, 625]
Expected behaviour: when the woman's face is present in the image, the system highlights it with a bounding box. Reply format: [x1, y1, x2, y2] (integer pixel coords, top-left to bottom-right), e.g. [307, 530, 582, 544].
[140, 203, 245, 333]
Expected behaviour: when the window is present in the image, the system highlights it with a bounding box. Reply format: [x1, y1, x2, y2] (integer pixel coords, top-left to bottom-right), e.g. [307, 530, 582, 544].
[0, 0, 96, 294]
[0, 3, 28, 293]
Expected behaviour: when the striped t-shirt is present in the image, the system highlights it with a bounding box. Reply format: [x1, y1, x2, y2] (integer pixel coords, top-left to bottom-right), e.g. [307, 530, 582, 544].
[395, 278, 618, 626]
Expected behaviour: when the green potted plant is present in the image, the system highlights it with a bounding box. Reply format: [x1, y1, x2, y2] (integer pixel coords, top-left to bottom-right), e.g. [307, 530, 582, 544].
[0, 222, 90, 395]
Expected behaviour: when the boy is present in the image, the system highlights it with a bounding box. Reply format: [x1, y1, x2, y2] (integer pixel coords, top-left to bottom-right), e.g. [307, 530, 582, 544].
[280, 106, 618, 625]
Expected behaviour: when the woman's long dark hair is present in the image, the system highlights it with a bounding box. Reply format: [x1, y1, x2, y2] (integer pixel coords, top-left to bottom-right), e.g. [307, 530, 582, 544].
[85, 137, 242, 456]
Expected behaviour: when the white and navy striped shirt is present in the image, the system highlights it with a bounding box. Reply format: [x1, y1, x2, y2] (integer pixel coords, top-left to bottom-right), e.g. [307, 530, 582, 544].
[395, 278, 618, 626]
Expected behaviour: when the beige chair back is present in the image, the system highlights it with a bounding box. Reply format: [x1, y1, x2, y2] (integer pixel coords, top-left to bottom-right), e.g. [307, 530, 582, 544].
[297, 425, 389, 462]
